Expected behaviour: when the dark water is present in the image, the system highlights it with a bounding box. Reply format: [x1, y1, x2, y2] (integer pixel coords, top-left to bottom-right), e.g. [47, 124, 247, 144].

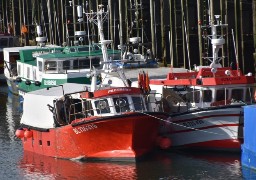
[0, 84, 256, 180]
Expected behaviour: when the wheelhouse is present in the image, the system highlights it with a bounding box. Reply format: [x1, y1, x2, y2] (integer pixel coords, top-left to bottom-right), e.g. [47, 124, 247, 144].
[167, 85, 256, 109]
[54, 90, 147, 126]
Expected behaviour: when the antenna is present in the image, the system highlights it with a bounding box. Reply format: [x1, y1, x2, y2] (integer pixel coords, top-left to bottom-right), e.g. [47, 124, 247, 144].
[232, 29, 240, 74]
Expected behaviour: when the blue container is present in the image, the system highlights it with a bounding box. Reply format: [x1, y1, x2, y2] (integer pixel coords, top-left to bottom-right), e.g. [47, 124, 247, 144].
[242, 105, 256, 169]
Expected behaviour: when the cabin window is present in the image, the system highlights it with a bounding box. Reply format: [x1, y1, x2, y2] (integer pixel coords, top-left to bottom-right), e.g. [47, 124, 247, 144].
[79, 58, 91, 69]
[187, 89, 200, 103]
[132, 96, 145, 111]
[203, 90, 212, 102]
[78, 47, 90, 52]
[245, 87, 254, 103]
[38, 61, 43, 71]
[69, 48, 76, 52]
[231, 89, 243, 101]
[45, 61, 57, 70]
[33, 69, 36, 80]
[113, 97, 130, 113]
[73, 58, 101, 69]
[94, 99, 110, 114]
[17, 64, 21, 75]
[63, 60, 70, 70]
[83, 101, 94, 116]
[91, 58, 100, 67]
[73, 59, 79, 69]
[69, 99, 84, 120]
[0, 38, 8, 47]
[26, 67, 30, 78]
[216, 89, 229, 101]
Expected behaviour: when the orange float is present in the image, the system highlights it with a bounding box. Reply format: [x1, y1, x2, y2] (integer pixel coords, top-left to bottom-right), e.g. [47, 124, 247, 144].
[15, 128, 25, 138]
[24, 130, 33, 138]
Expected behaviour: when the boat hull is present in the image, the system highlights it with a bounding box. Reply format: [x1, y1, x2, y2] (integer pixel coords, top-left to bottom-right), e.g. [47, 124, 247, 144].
[161, 105, 243, 151]
[21, 112, 167, 161]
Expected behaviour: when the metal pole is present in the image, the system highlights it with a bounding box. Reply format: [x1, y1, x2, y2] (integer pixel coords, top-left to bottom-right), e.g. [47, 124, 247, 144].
[12, 0, 15, 36]
[234, 0, 240, 70]
[169, 0, 174, 66]
[160, 0, 167, 66]
[197, 0, 203, 65]
[150, 0, 155, 58]
[47, 0, 53, 44]
[72, 0, 76, 43]
[181, 0, 186, 68]
[118, 0, 123, 47]
[253, 0, 256, 74]
[240, 0, 245, 72]
[174, 0, 179, 66]
[61, 0, 65, 44]
[225, 0, 230, 66]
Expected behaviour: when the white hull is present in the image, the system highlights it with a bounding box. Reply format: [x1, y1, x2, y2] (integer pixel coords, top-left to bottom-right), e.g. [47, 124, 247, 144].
[161, 105, 243, 150]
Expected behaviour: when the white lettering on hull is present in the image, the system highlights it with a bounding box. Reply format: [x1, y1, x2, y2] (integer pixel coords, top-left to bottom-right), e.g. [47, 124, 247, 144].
[44, 80, 57, 86]
[73, 124, 98, 134]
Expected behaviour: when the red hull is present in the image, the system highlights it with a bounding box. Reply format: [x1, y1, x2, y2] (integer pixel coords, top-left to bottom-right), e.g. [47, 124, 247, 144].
[21, 113, 166, 161]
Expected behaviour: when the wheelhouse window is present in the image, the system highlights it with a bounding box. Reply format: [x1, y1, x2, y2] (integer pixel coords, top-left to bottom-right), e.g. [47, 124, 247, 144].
[26, 67, 30, 78]
[45, 61, 57, 70]
[63, 60, 70, 70]
[38, 61, 43, 71]
[132, 96, 145, 111]
[91, 58, 100, 67]
[203, 90, 212, 102]
[216, 89, 229, 101]
[73, 58, 101, 69]
[33, 69, 36, 80]
[186, 88, 200, 103]
[94, 99, 110, 114]
[113, 97, 130, 113]
[73, 59, 79, 69]
[69, 48, 76, 52]
[231, 89, 243, 101]
[245, 87, 254, 103]
[79, 58, 91, 69]
[78, 47, 90, 52]
[17, 64, 21, 75]
[0, 38, 8, 47]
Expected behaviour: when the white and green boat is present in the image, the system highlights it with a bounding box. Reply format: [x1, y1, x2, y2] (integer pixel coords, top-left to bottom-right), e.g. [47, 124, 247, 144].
[15, 44, 120, 96]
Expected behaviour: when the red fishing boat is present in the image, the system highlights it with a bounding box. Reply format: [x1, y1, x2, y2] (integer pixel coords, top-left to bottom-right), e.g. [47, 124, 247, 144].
[149, 4, 256, 151]
[15, 5, 169, 161]
[16, 83, 167, 161]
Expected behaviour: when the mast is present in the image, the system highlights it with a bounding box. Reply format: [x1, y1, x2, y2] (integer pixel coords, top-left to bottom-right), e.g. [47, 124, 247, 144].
[204, 0, 227, 69]
[86, 5, 129, 89]
[85, 5, 111, 68]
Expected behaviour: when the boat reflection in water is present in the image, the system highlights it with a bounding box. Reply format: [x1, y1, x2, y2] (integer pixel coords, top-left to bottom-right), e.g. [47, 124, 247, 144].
[19, 151, 138, 179]
[5, 91, 22, 141]
[18, 150, 243, 179]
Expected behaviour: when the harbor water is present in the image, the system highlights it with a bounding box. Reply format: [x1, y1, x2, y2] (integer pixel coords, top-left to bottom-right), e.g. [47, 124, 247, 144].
[0, 83, 255, 180]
